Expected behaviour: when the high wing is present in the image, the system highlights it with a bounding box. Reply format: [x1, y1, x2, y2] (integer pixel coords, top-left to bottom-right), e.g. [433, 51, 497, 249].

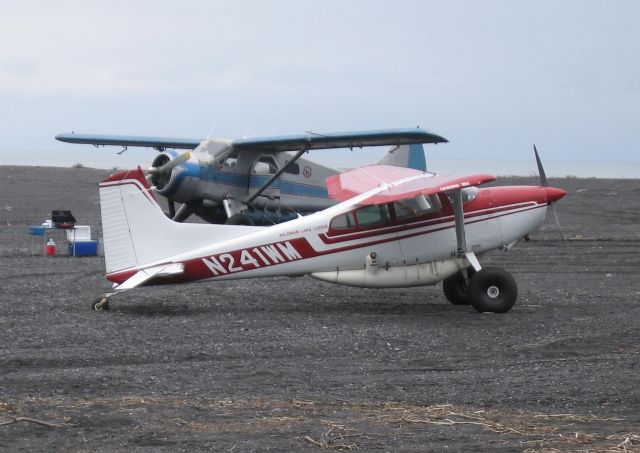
[54, 134, 199, 150]
[55, 128, 447, 152]
[327, 164, 496, 205]
[231, 128, 447, 151]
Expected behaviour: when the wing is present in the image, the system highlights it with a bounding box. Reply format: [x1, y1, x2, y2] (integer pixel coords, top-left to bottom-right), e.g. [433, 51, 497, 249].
[327, 164, 496, 205]
[232, 128, 447, 152]
[55, 133, 200, 149]
[56, 128, 446, 152]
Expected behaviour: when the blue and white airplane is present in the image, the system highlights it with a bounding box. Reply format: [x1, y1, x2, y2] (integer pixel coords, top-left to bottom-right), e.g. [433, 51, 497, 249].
[56, 128, 447, 224]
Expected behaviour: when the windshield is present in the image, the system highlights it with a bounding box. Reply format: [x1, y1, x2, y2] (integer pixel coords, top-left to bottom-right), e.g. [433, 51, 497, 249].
[445, 187, 479, 204]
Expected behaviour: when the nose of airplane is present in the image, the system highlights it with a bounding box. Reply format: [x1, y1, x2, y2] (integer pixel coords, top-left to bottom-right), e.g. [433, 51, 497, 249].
[544, 187, 567, 203]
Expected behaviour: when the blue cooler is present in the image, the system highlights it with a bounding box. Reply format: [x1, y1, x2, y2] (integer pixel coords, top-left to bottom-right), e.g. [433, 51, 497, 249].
[68, 240, 99, 256]
[29, 226, 46, 235]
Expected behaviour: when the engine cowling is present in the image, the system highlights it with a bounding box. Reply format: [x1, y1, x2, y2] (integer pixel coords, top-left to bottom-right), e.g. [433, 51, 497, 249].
[148, 151, 200, 200]
[149, 153, 172, 191]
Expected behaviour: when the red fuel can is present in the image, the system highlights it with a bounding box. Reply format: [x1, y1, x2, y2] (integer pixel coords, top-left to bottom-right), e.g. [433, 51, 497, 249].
[45, 238, 57, 256]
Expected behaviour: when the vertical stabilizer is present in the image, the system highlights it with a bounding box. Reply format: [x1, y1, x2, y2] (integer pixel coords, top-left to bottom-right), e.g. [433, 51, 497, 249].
[377, 143, 427, 171]
[98, 167, 260, 276]
[99, 168, 166, 274]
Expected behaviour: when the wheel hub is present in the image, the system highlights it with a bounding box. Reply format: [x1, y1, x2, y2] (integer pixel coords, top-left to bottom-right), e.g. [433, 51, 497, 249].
[487, 285, 500, 299]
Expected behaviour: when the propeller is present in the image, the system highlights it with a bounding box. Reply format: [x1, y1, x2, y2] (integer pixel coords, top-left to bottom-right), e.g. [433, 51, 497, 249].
[144, 151, 193, 221]
[147, 151, 191, 178]
[534, 145, 566, 245]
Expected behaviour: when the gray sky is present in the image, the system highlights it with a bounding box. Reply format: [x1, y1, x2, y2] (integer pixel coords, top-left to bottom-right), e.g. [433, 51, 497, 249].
[1, 0, 639, 171]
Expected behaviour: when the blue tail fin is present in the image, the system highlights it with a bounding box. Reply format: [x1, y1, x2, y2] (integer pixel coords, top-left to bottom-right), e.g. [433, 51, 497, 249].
[377, 144, 427, 171]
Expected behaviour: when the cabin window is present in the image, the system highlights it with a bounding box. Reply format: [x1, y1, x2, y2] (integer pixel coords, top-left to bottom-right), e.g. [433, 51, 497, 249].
[393, 194, 443, 220]
[284, 161, 300, 175]
[253, 156, 279, 174]
[223, 156, 238, 168]
[329, 212, 356, 230]
[215, 149, 238, 168]
[355, 204, 391, 228]
[328, 204, 391, 234]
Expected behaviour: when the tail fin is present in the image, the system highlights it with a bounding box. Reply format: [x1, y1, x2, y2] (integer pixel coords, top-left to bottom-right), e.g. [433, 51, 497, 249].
[99, 167, 257, 276]
[377, 143, 427, 171]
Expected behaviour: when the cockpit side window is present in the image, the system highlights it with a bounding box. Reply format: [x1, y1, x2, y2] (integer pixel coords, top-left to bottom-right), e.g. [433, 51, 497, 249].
[328, 204, 391, 235]
[329, 212, 356, 231]
[355, 204, 391, 228]
[221, 150, 239, 169]
[253, 155, 279, 174]
[283, 161, 300, 175]
[393, 194, 443, 220]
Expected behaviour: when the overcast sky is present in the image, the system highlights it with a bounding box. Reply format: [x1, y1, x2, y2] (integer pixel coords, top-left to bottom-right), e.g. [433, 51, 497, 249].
[1, 0, 638, 171]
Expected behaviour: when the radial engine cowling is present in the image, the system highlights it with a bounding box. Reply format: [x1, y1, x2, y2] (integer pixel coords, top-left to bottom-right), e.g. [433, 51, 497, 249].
[148, 151, 200, 199]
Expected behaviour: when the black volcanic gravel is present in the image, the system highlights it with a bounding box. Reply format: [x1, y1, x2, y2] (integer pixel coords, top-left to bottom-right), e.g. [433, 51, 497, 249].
[0, 166, 638, 451]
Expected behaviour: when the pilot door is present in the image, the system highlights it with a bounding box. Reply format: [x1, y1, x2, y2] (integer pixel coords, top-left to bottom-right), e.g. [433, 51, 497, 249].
[248, 155, 282, 208]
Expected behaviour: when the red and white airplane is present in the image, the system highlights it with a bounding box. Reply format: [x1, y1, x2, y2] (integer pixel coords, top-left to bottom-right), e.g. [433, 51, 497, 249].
[92, 155, 566, 313]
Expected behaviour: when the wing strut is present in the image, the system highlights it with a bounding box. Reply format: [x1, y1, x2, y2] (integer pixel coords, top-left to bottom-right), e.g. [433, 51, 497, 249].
[449, 189, 482, 272]
[243, 147, 308, 205]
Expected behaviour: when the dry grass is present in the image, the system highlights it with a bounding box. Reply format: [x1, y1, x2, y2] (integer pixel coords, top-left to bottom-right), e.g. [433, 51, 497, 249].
[2, 396, 638, 451]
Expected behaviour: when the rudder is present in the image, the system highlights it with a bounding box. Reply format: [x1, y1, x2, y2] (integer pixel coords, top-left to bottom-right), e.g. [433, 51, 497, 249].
[377, 143, 427, 171]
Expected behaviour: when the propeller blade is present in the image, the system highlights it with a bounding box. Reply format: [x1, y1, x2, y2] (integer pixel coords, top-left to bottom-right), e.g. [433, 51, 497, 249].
[534, 144, 548, 187]
[536, 146, 566, 245]
[159, 151, 191, 175]
[550, 203, 566, 246]
[167, 199, 176, 219]
[148, 151, 191, 176]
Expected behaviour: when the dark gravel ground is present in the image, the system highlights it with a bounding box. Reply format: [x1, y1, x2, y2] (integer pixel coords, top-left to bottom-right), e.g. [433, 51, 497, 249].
[0, 166, 639, 452]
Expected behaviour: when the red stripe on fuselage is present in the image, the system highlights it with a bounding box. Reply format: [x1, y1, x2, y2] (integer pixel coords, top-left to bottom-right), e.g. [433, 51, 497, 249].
[319, 201, 537, 244]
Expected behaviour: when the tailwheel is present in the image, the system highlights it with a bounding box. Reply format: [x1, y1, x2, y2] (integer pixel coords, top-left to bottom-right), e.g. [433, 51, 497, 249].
[91, 296, 110, 311]
[442, 268, 475, 305]
[469, 267, 517, 313]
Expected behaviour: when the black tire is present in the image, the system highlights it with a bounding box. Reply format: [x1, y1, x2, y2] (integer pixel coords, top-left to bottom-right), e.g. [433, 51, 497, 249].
[442, 268, 475, 305]
[469, 267, 517, 313]
[225, 213, 254, 226]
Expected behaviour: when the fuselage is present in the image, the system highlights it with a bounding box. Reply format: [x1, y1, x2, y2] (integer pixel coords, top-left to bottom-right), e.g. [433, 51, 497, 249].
[154, 148, 337, 216]
[106, 183, 564, 288]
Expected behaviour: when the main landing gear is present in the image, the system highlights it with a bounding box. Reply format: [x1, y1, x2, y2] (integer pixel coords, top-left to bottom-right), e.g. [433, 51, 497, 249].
[442, 267, 475, 305]
[443, 267, 518, 313]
